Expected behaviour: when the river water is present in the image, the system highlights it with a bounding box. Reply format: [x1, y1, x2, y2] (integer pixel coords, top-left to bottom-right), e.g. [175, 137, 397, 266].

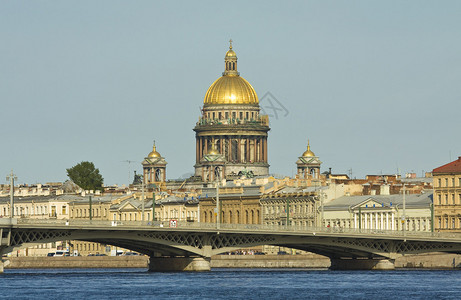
[1, 268, 461, 299]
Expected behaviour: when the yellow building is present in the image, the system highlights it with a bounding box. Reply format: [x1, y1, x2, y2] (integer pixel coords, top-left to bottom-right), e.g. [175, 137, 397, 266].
[199, 185, 262, 224]
[433, 156, 461, 231]
[0, 195, 73, 256]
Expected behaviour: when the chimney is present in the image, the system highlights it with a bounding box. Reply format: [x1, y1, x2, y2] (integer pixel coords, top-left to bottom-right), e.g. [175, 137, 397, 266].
[380, 185, 390, 195]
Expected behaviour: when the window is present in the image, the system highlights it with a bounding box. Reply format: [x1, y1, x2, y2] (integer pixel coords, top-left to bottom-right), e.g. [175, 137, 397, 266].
[438, 178, 441, 187]
[246, 112, 249, 119]
[232, 112, 236, 119]
[225, 112, 229, 119]
[62, 206, 67, 215]
[445, 194, 449, 205]
[453, 218, 456, 229]
[218, 112, 222, 119]
[438, 194, 441, 205]
[239, 112, 243, 119]
[452, 178, 455, 186]
[453, 194, 456, 205]
[445, 178, 448, 187]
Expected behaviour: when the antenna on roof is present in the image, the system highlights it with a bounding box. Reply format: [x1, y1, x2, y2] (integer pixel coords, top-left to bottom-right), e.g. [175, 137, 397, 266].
[122, 160, 137, 185]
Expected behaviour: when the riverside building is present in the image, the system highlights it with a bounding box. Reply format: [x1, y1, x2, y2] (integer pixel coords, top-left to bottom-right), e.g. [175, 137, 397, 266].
[433, 156, 461, 231]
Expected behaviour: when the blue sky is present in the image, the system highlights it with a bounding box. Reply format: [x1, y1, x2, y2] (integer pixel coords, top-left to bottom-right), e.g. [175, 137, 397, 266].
[1, 1, 460, 185]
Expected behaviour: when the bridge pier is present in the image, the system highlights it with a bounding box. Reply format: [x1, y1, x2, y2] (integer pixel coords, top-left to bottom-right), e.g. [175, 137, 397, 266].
[148, 257, 211, 272]
[330, 258, 395, 270]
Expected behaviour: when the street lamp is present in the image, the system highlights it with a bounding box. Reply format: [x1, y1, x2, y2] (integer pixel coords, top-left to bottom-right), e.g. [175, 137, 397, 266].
[141, 175, 145, 223]
[215, 167, 220, 230]
[402, 184, 406, 237]
[6, 170, 17, 218]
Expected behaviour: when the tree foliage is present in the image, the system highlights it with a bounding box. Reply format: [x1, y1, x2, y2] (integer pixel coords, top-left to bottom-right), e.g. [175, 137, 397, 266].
[66, 161, 104, 191]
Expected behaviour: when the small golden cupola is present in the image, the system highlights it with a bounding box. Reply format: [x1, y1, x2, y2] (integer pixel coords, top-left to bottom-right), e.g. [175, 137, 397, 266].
[223, 39, 238, 76]
[302, 140, 315, 157]
[148, 141, 161, 158]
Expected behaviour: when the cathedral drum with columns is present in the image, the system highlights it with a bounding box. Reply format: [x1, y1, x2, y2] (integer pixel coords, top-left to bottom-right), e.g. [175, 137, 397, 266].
[194, 41, 270, 182]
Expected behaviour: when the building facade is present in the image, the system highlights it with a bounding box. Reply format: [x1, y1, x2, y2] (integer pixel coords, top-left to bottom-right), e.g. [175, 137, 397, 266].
[323, 193, 433, 232]
[199, 185, 262, 224]
[433, 156, 461, 231]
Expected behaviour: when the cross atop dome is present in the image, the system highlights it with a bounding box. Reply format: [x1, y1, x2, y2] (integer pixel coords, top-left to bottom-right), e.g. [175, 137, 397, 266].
[229, 39, 233, 49]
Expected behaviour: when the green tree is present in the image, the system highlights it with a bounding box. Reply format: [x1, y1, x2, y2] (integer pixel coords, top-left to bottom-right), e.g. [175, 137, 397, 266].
[66, 161, 104, 191]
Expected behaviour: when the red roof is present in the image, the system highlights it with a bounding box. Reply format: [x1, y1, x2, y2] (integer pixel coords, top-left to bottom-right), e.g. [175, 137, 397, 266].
[433, 157, 461, 174]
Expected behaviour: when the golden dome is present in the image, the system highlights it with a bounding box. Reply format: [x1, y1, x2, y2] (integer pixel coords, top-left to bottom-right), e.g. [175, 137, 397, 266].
[302, 140, 315, 157]
[204, 76, 258, 105]
[148, 143, 161, 158]
[225, 49, 236, 57]
[204, 40, 258, 105]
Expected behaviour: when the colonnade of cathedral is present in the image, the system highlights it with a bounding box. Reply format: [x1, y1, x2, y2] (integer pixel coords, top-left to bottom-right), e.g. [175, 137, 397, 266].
[195, 136, 268, 164]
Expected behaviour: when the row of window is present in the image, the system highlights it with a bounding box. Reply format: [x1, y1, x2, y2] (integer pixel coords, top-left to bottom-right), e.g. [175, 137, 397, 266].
[437, 217, 461, 229]
[203, 209, 260, 224]
[436, 177, 461, 188]
[72, 208, 107, 218]
[0, 205, 67, 217]
[436, 193, 461, 205]
[205, 110, 258, 121]
[110, 210, 199, 222]
[265, 221, 315, 227]
[325, 218, 431, 231]
[226, 61, 236, 71]
[264, 203, 315, 215]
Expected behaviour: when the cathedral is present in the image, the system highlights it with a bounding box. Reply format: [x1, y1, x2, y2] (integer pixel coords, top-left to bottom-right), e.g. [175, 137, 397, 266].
[193, 40, 270, 182]
[141, 41, 321, 184]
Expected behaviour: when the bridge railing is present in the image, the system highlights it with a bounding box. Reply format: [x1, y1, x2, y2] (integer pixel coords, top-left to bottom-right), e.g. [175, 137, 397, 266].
[13, 218, 461, 240]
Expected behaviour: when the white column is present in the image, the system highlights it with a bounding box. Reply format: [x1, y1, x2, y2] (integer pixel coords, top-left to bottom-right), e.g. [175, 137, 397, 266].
[386, 212, 389, 230]
[364, 213, 368, 229]
[380, 213, 384, 230]
[354, 213, 357, 228]
[370, 213, 373, 229]
[375, 213, 378, 230]
[391, 213, 395, 230]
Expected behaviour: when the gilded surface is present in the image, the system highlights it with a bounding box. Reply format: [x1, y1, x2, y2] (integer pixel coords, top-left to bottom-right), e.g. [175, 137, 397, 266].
[204, 75, 258, 105]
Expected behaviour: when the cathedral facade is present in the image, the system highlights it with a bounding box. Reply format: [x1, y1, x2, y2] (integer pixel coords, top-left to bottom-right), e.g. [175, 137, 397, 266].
[193, 41, 270, 182]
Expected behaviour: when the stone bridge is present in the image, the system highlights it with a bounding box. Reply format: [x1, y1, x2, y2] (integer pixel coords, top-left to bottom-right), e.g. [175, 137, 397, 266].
[2, 218, 461, 271]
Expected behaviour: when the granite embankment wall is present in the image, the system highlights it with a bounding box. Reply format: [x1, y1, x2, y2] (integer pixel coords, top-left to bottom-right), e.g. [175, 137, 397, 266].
[4, 253, 461, 269]
[210, 254, 330, 268]
[4, 256, 148, 269]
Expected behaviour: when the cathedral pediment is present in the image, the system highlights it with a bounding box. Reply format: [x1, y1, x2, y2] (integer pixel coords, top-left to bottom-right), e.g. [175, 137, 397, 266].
[143, 157, 167, 165]
[352, 198, 390, 210]
[297, 157, 322, 165]
[200, 153, 226, 164]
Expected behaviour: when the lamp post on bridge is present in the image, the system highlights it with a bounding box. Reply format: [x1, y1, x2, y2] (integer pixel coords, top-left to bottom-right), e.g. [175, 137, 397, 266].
[6, 170, 17, 218]
[402, 184, 406, 237]
[215, 167, 220, 230]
